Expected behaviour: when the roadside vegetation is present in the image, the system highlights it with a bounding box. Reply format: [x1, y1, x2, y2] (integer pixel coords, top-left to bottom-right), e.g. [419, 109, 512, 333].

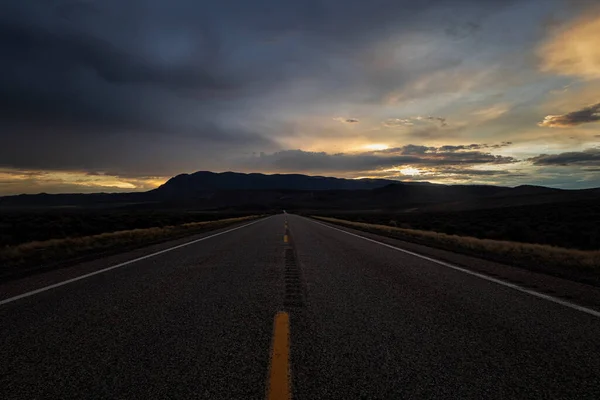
[0, 213, 261, 279]
[311, 199, 600, 251]
[313, 216, 600, 282]
[0, 210, 261, 247]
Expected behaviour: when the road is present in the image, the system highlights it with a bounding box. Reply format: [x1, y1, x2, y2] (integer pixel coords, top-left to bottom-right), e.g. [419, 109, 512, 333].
[1, 214, 600, 399]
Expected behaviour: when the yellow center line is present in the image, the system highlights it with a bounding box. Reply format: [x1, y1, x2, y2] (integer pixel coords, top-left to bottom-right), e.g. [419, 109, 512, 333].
[267, 312, 291, 400]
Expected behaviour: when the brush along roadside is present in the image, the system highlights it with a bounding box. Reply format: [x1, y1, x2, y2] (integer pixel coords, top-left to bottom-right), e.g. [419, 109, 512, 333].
[313, 216, 600, 285]
[0, 215, 262, 280]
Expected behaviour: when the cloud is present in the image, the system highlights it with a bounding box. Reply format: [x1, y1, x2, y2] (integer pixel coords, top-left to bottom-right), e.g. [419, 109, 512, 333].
[237, 143, 517, 174]
[378, 142, 512, 155]
[471, 104, 510, 122]
[7, 0, 596, 193]
[528, 148, 600, 166]
[433, 168, 522, 176]
[0, 119, 276, 177]
[445, 21, 481, 40]
[538, 103, 600, 127]
[334, 117, 360, 124]
[383, 118, 414, 127]
[0, 0, 521, 175]
[420, 116, 448, 127]
[383, 115, 448, 128]
[437, 142, 512, 152]
[539, 11, 600, 80]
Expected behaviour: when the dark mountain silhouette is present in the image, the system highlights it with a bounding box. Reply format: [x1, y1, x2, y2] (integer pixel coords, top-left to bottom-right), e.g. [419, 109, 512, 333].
[0, 172, 400, 208]
[0, 171, 598, 211]
[491, 185, 564, 197]
[152, 171, 400, 194]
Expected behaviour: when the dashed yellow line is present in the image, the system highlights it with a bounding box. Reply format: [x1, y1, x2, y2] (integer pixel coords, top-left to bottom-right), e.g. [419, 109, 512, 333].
[267, 312, 291, 400]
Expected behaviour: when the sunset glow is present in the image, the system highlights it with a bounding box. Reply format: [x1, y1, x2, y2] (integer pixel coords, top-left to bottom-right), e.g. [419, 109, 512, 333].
[399, 167, 421, 176]
[1, 1, 600, 194]
[363, 144, 389, 151]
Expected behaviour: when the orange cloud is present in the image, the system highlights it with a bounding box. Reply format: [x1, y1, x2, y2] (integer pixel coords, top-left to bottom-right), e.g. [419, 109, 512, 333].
[539, 10, 600, 80]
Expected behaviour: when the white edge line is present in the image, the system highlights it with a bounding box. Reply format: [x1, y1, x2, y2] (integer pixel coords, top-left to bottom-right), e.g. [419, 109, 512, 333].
[0, 217, 268, 306]
[310, 218, 600, 319]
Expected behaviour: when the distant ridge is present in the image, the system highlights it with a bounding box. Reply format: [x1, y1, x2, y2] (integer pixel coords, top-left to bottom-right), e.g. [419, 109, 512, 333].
[152, 171, 402, 194]
[0, 170, 599, 210]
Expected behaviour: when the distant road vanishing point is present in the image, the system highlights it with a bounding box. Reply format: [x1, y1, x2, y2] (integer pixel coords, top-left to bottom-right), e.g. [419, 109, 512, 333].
[1, 214, 600, 399]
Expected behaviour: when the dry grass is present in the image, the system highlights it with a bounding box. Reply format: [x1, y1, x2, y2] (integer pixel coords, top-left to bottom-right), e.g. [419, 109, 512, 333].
[0, 215, 261, 273]
[313, 216, 600, 274]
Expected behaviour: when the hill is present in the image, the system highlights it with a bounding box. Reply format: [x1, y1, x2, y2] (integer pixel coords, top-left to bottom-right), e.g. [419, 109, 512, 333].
[0, 171, 599, 211]
[151, 171, 399, 194]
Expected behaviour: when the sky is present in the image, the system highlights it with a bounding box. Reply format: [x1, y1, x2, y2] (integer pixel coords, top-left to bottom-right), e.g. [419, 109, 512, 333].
[1, 0, 599, 194]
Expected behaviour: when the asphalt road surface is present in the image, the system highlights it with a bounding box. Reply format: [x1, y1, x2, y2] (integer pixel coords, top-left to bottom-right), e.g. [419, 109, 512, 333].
[1, 214, 600, 399]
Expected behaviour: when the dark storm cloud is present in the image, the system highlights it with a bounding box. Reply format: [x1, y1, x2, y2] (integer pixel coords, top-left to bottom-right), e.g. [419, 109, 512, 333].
[239, 144, 517, 173]
[528, 148, 600, 166]
[0, 0, 519, 175]
[0, 120, 274, 177]
[538, 103, 600, 127]
[0, 22, 225, 89]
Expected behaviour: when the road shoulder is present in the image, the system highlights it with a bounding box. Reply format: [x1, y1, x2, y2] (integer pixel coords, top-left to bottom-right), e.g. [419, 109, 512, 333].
[0, 217, 268, 302]
[308, 216, 600, 313]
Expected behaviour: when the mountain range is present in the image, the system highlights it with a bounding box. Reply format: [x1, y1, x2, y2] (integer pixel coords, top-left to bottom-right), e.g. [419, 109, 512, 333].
[1, 171, 599, 212]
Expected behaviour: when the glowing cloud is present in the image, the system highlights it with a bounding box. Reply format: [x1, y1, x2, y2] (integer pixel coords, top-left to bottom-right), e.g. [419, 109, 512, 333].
[363, 143, 389, 151]
[400, 167, 421, 176]
[539, 11, 600, 80]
